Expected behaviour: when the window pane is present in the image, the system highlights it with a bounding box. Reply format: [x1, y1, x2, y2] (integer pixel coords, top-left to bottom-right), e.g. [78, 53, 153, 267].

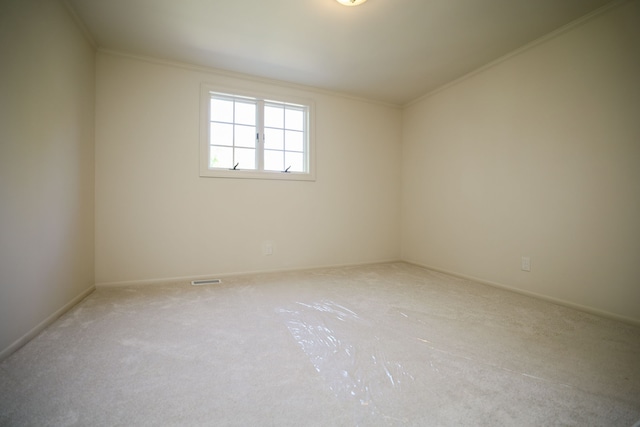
[264, 149, 284, 171]
[211, 98, 233, 122]
[285, 107, 304, 131]
[235, 147, 256, 169]
[235, 101, 256, 125]
[264, 128, 284, 150]
[205, 89, 311, 178]
[211, 122, 233, 146]
[235, 124, 256, 148]
[210, 146, 233, 169]
[265, 105, 284, 128]
[285, 152, 304, 172]
[285, 130, 304, 152]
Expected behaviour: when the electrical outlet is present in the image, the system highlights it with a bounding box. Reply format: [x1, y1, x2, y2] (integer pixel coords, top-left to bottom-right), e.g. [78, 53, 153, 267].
[521, 256, 531, 272]
[263, 241, 273, 256]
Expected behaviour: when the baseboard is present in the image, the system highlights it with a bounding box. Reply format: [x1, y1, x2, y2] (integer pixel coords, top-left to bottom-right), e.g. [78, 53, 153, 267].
[4, 260, 635, 362]
[0, 284, 96, 362]
[403, 260, 640, 328]
[95, 258, 404, 288]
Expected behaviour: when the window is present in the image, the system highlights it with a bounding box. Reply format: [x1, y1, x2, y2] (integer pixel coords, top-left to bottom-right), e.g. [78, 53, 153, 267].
[200, 85, 315, 181]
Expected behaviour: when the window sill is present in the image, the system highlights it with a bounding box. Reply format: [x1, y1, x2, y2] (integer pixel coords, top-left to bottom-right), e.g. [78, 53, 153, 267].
[200, 169, 316, 181]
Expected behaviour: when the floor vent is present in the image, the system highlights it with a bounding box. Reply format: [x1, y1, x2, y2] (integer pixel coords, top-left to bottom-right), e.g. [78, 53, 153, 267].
[191, 279, 222, 286]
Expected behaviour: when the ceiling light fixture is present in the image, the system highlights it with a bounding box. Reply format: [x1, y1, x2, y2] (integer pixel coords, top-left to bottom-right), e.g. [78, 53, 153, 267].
[335, 0, 368, 6]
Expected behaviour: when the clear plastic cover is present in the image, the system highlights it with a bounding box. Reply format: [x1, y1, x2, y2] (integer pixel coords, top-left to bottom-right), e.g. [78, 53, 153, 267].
[278, 300, 418, 423]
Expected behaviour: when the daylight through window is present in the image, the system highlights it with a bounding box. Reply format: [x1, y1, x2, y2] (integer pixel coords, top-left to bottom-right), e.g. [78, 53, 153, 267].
[200, 86, 314, 181]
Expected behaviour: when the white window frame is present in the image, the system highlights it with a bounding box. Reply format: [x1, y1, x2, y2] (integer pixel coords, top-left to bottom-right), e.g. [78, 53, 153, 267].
[199, 84, 316, 181]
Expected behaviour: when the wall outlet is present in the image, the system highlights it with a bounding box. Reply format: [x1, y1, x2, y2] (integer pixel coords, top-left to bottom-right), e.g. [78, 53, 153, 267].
[263, 241, 273, 256]
[521, 256, 531, 272]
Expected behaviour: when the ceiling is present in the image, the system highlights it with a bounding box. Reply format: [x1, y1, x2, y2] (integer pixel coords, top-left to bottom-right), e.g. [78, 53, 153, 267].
[67, 0, 615, 105]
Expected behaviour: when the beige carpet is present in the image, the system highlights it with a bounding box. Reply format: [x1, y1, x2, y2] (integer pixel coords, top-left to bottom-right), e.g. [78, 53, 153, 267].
[1, 262, 639, 426]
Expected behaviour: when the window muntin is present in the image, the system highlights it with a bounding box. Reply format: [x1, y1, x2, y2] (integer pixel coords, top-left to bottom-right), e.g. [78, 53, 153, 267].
[263, 102, 306, 173]
[209, 95, 257, 169]
[200, 86, 315, 181]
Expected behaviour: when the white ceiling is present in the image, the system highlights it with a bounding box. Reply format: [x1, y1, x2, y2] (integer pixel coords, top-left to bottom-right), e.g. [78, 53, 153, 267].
[67, 0, 615, 105]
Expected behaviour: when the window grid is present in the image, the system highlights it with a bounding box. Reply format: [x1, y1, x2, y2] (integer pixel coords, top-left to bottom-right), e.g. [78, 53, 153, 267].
[208, 92, 308, 174]
[200, 85, 314, 181]
[263, 101, 306, 173]
[209, 95, 258, 170]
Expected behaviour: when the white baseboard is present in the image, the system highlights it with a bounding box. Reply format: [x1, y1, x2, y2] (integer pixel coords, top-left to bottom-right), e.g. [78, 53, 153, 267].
[4, 259, 636, 362]
[95, 258, 404, 288]
[0, 284, 96, 361]
[404, 259, 640, 327]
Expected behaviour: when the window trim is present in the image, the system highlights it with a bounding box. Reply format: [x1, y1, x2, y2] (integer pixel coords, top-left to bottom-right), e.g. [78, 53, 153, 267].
[199, 84, 316, 181]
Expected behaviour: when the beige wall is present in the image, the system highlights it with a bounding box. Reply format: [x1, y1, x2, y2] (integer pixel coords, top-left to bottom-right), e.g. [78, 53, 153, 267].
[95, 53, 402, 284]
[401, 0, 640, 322]
[0, 0, 95, 356]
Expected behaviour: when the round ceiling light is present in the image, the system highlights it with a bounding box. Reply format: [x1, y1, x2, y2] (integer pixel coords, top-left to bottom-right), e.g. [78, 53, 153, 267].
[335, 0, 368, 6]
